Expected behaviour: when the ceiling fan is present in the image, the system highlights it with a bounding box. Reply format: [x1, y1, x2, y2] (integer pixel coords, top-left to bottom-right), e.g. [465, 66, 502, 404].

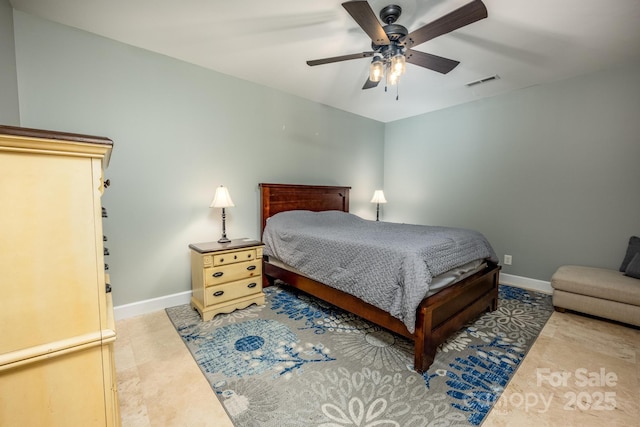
[306, 0, 488, 91]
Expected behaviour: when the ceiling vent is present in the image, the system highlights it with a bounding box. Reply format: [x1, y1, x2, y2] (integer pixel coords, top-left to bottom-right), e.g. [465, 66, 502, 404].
[466, 74, 500, 87]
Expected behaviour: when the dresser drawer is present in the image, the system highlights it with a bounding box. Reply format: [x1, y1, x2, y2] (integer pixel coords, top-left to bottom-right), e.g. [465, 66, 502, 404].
[205, 259, 262, 286]
[213, 248, 257, 266]
[204, 277, 262, 306]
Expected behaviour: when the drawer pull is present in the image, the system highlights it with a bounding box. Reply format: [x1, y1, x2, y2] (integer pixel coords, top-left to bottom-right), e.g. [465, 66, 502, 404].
[247, 282, 257, 289]
[213, 290, 224, 297]
[234, 255, 238, 259]
[220, 258, 224, 263]
[213, 272, 224, 278]
[247, 265, 257, 271]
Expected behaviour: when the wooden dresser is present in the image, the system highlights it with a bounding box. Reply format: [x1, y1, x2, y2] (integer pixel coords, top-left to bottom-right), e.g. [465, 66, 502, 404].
[0, 126, 120, 426]
[189, 239, 265, 321]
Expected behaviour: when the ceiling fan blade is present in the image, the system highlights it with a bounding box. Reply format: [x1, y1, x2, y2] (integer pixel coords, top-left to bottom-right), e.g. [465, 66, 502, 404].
[342, 1, 390, 46]
[307, 52, 374, 66]
[403, 0, 487, 48]
[405, 49, 460, 74]
[362, 78, 379, 90]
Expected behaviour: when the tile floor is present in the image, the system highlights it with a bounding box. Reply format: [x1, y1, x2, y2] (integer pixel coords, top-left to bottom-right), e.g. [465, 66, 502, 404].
[115, 308, 639, 426]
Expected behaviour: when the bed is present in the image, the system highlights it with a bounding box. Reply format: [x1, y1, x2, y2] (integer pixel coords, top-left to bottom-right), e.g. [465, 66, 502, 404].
[259, 183, 501, 373]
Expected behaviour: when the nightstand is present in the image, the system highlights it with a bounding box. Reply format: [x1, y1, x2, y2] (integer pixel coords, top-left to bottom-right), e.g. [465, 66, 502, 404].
[189, 239, 265, 321]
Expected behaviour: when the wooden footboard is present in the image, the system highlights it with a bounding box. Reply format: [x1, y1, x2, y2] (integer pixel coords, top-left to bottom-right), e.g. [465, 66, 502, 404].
[413, 262, 500, 372]
[263, 258, 500, 373]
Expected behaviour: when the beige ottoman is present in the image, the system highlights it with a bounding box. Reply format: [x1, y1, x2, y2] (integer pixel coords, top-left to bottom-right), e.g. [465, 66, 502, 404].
[551, 265, 640, 327]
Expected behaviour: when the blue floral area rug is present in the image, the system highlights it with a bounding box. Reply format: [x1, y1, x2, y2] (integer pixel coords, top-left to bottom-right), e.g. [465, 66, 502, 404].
[166, 284, 553, 426]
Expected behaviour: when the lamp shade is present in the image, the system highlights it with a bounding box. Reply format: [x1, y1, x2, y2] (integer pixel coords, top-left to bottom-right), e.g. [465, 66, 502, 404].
[391, 52, 406, 76]
[370, 190, 387, 204]
[210, 185, 235, 208]
[369, 57, 384, 82]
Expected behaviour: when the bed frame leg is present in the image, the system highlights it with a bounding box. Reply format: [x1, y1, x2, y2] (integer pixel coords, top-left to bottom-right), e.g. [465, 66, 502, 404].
[414, 344, 436, 374]
[413, 309, 433, 374]
[263, 273, 275, 288]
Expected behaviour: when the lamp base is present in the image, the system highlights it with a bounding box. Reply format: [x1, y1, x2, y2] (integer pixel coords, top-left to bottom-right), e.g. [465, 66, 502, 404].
[218, 208, 231, 243]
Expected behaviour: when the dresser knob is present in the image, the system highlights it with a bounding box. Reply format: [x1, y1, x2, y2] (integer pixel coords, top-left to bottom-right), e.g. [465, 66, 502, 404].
[234, 255, 238, 259]
[247, 265, 256, 271]
[213, 290, 224, 297]
[247, 282, 257, 289]
[213, 272, 224, 278]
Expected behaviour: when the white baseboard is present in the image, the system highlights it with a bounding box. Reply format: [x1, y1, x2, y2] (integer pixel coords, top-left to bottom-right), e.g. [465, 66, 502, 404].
[113, 274, 552, 321]
[114, 290, 192, 321]
[500, 273, 552, 294]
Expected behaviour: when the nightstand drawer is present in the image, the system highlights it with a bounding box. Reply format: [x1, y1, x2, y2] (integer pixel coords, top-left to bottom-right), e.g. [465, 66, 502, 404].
[204, 277, 262, 306]
[213, 248, 256, 266]
[205, 259, 262, 286]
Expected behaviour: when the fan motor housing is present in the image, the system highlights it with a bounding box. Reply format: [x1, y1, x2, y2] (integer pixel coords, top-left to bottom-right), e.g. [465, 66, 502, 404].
[384, 24, 408, 41]
[371, 23, 408, 51]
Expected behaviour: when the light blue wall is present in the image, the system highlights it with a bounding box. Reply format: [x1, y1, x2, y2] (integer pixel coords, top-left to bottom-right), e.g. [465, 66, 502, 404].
[0, 0, 19, 125]
[12, 11, 384, 306]
[384, 60, 640, 281]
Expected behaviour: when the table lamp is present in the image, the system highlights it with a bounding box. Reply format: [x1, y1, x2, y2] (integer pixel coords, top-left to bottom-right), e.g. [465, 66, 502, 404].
[210, 185, 235, 243]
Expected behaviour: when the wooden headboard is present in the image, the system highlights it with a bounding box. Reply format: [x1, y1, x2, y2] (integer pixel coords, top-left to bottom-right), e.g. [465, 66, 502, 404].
[259, 183, 351, 234]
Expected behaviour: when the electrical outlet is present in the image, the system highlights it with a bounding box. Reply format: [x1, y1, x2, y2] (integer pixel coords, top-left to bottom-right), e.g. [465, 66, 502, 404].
[504, 254, 512, 265]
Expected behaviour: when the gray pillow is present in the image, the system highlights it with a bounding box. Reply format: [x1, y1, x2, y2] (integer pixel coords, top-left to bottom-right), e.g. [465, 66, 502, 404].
[625, 253, 640, 279]
[619, 235, 640, 272]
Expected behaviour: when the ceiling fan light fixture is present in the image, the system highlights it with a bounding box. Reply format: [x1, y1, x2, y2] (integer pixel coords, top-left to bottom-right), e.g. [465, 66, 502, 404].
[369, 57, 384, 82]
[386, 66, 400, 86]
[391, 52, 406, 76]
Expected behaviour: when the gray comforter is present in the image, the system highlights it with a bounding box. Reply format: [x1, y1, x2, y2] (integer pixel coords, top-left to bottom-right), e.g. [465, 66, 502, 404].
[262, 210, 498, 333]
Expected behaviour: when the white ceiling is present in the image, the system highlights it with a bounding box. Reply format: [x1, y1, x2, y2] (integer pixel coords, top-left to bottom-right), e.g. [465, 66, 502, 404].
[10, 0, 640, 123]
